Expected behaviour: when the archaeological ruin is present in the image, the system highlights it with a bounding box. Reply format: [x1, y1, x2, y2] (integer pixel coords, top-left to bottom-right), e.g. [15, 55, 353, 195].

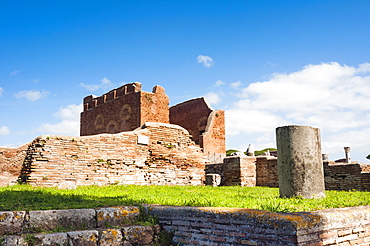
[0, 82, 370, 191]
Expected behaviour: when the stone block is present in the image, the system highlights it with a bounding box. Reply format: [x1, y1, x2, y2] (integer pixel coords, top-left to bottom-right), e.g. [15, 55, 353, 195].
[96, 206, 140, 228]
[0, 211, 25, 235]
[205, 173, 221, 186]
[2, 235, 28, 246]
[98, 228, 123, 246]
[34, 232, 69, 246]
[28, 209, 96, 232]
[122, 225, 154, 245]
[67, 230, 99, 246]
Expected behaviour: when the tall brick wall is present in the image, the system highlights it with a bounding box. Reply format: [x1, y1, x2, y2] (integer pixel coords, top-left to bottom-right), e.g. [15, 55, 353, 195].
[169, 98, 226, 161]
[19, 122, 206, 187]
[80, 83, 169, 136]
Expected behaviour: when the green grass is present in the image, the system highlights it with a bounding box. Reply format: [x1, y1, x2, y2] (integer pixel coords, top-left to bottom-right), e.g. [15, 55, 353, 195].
[0, 184, 369, 213]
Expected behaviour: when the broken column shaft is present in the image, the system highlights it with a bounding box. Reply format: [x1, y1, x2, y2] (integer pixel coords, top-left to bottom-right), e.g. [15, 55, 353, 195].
[276, 125, 325, 199]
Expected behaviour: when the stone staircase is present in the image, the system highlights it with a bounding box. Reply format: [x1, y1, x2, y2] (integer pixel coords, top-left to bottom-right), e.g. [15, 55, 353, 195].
[0, 206, 172, 246]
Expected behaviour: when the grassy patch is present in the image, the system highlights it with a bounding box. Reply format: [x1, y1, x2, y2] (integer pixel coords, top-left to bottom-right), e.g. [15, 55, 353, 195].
[0, 184, 369, 212]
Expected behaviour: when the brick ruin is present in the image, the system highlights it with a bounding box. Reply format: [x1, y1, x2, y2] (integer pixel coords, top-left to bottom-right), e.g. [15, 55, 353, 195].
[205, 156, 370, 191]
[0, 83, 226, 187]
[81, 82, 170, 135]
[15, 122, 207, 187]
[80, 82, 226, 160]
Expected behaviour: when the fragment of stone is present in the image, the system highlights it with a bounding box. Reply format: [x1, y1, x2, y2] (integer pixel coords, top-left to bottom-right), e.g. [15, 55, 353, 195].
[58, 181, 77, 190]
[67, 230, 99, 246]
[205, 173, 221, 186]
[0, 211, 25, 235]
[98, 228, 123, 246]
[96, 206, 140, 228]
[34, 232, 69, 246]
[2, 235, 28, 246]
[122, 225, 154, 245]
[27, 209, 96, 232]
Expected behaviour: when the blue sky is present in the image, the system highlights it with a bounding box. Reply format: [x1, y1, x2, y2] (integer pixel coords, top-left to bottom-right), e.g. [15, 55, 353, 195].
[1, 0, 370, 162]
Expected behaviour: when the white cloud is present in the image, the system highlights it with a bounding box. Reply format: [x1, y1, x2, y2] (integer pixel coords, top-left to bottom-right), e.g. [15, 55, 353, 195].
[9, 70, 19, 76]
[15, 90, 49, 101]
[204, 92, 221, 106]
[81, 77, 113, 91]
[54, 104, 82, 121]
[226, 62, 370, 162]
[0, 87, 3, 96]
[215, 80, 225, 86]
[197, 55, 214, 68]
[230, 81, 242, 89]
[38, 104, 83, 136]
[0, 126, 10, 136]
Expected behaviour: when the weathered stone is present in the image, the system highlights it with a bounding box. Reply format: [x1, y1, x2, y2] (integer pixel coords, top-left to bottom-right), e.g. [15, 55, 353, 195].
[2, 235, 28, 246]
[0, 211, 25, 234]
[67, 230, 99, 246]
[122, 225, 154, 245]
[28, 209, 96, 232]
[34, 232, 69, 246]
[98, 228, 123, 246]
[205, 173, 221, 186]
[96, 206, 140, 228]
[276, 125, 325, 199]
[58, 181, 77, 190]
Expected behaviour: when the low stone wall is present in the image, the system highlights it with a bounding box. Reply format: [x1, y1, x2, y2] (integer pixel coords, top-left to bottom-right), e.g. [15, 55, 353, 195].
[205, 156, 279, 187]
[2, 205, 370, 245]
[324, 161, 370, 191]
[206, 156, 370, 191]
[149, 205, 370, 246]
[17, 122, 206, 187]
[223, 156, 257, 186]
[0, 206, 163, 246]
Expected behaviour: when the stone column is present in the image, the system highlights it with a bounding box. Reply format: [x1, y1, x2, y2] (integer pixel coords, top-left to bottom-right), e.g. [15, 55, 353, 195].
[276, 125, 325, 199]
[344, 147, 351, 163]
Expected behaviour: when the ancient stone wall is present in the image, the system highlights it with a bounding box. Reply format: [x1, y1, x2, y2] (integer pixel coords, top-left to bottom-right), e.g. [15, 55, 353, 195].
[324, 161, 370, 191]
[0, 146, 27, 175]
[0, 145, 28, 186]
[150, 205, 370, 246]
[80, 82, 169, 136]
[2, 205, 370, 245]
[205, 156, 370, 191]
[0, 206, 163, 246]
[169, 97, 226, 161]
[205, 156, 278, 187]
[19, 122, 206, 187]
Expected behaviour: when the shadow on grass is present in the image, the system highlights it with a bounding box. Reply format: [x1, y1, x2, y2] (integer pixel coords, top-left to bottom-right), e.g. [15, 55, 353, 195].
[0, 189, 144, 211]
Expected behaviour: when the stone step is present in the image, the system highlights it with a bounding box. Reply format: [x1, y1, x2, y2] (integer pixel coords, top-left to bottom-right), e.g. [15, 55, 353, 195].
[2, 225, 162, 246]
[0, 205, 172, 245]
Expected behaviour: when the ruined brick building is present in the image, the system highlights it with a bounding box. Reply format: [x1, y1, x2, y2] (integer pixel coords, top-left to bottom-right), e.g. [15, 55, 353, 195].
[0, 83, 226, 187]
[80, 82, 226, 162]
